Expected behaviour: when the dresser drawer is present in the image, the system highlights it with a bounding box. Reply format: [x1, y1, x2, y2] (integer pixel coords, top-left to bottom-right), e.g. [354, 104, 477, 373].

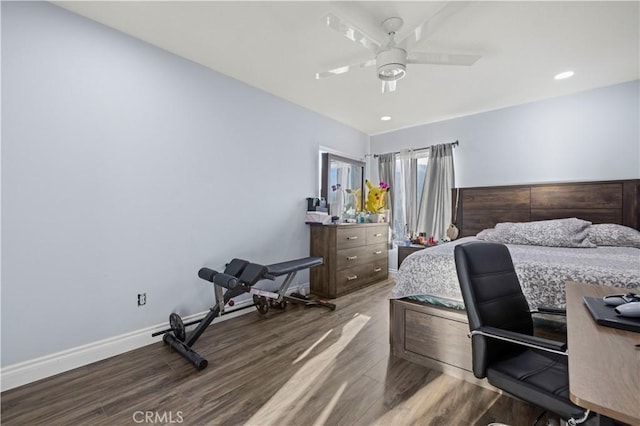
[336, 226, 367, 250]
[336, 246, 370, 270]
[366, 225, 388, 245]
[367, 259, 389, 281]
[369, 243, 387, 261]
[336, 243, 388, 270]
[336, 260, 389, 293]
[336, 263, 372, 292]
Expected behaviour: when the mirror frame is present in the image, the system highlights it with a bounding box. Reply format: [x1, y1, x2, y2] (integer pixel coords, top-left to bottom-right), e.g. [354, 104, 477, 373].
[321, 153, 365, 215]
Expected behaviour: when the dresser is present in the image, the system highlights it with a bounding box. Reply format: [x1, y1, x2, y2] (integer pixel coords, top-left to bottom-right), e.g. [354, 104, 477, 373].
[309, 223, 389, 299]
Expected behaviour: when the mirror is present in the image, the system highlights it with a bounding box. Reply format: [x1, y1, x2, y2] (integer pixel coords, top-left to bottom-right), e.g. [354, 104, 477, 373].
[321, 153, 365, 219]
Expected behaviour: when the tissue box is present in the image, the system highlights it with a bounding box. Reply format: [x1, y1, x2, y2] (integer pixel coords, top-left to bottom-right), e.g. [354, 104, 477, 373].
[305, 211, 331, 224]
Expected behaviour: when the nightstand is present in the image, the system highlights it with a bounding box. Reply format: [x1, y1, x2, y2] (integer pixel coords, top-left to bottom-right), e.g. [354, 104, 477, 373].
[397, 244, 426, 269]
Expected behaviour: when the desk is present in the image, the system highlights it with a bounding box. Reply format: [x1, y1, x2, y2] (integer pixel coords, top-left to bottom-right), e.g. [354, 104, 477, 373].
[566, 281, 640, 425]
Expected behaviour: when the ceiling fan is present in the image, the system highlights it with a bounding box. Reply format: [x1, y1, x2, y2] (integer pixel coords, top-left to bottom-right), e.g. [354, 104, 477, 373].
[316, 7, 481, 93]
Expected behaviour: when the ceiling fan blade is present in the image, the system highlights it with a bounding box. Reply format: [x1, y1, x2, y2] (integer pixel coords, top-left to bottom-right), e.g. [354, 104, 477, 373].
[400, 2, 469, 48]
[324, 13, 382, 53]
[408, 52, 481, 66]
[316, 59, 376, 79]
[382, 80, 397, 93]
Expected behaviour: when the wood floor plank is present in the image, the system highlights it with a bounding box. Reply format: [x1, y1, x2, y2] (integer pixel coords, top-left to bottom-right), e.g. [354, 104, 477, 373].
[278, 340, 390, 426]
[1, 388, 108, 426]
[1, 278, 552, 425]
[331, 376, 386, 426]
[0, 365, 91, 412]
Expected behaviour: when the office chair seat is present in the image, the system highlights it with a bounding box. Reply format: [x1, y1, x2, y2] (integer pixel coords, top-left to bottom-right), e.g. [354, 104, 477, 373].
[488, 350, 583, 421]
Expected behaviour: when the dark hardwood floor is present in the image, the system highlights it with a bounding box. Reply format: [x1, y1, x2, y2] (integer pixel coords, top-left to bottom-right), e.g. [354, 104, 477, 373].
[1, 280, 550, 426]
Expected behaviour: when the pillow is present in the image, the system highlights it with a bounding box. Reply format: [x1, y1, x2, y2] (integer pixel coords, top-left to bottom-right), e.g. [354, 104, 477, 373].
[588, 223, 640, 248]
[476, 228, 496, 240]
[480, 218, 596, 248]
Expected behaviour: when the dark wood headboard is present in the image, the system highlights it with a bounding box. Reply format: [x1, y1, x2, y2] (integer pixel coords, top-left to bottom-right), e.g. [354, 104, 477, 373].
[454, 179, 640, 237]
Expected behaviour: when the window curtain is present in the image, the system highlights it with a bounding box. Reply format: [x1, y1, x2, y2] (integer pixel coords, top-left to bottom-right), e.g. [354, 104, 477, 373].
[417, 143, 455, 240]
[398, 150, 418, 237]
[377, 152, 396, 242]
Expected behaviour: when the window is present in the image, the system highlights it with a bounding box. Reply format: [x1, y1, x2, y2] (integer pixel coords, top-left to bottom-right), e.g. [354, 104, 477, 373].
[391, 153, 429, 243]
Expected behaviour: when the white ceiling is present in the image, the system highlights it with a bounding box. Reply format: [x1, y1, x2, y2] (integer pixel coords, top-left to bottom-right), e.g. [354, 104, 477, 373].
[54, 1, 639, 135]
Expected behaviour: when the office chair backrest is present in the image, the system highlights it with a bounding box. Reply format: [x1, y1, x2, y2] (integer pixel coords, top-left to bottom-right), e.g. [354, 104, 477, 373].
[454, 242, 533, 378]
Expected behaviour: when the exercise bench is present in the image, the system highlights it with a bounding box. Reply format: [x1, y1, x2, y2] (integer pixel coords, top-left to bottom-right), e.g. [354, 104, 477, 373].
[157, 256, 331, 370]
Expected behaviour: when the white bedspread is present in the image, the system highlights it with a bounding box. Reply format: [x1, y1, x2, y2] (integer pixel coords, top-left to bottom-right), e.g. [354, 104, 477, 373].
[392, 237, 640, 308]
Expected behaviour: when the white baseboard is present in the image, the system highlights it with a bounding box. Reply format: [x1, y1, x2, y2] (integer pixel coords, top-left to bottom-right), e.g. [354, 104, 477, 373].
[388, 268, 398, 279]
[1, 284, 309, 392]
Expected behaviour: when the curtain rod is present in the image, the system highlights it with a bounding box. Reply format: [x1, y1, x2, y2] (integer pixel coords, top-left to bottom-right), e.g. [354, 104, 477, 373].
[368, 140, 459, 158]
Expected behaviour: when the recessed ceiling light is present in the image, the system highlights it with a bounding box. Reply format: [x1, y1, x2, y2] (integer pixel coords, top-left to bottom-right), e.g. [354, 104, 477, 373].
[554, 71, 574, 80]
[380, 116, 392, 121]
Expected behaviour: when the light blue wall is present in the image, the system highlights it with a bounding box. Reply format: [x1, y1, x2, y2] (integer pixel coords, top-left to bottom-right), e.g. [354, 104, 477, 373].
[1, 2, 369, 366]
[371, 80, 640, 188]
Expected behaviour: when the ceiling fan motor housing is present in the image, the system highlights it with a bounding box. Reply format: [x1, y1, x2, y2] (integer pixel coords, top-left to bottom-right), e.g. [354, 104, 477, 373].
[377, 47, 407, 81]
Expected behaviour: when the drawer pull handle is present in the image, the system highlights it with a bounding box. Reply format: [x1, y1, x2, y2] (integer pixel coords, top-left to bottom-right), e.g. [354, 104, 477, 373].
[347, 275, 358, 281]
[347, 255, 358, 260]
[373, 233, 382, 237]
[374, 268, 382, 272]
[374, 251, 382, 255]
[347, 236, 359, 240]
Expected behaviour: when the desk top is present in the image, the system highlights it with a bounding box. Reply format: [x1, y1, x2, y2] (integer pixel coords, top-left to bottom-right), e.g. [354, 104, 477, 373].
[566, 281, 640, 425]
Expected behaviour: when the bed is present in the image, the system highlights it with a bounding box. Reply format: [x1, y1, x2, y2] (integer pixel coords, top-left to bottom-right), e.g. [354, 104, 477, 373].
[389, 179, 640, 387]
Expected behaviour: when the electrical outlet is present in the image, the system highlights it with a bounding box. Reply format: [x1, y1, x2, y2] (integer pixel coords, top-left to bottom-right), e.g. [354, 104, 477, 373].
[138, 293, 146, 306]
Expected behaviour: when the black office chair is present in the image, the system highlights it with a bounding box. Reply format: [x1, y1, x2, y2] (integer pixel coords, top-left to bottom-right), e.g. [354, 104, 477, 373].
[454, 241, 591, 425]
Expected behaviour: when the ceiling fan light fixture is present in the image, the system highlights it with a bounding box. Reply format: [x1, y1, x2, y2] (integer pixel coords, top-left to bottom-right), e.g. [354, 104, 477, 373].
[378, 64, 406, 81]
[377, 48, 407, 82]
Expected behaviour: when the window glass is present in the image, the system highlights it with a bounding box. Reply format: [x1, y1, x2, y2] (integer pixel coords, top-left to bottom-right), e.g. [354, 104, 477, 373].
[392, 154, 429, 243]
